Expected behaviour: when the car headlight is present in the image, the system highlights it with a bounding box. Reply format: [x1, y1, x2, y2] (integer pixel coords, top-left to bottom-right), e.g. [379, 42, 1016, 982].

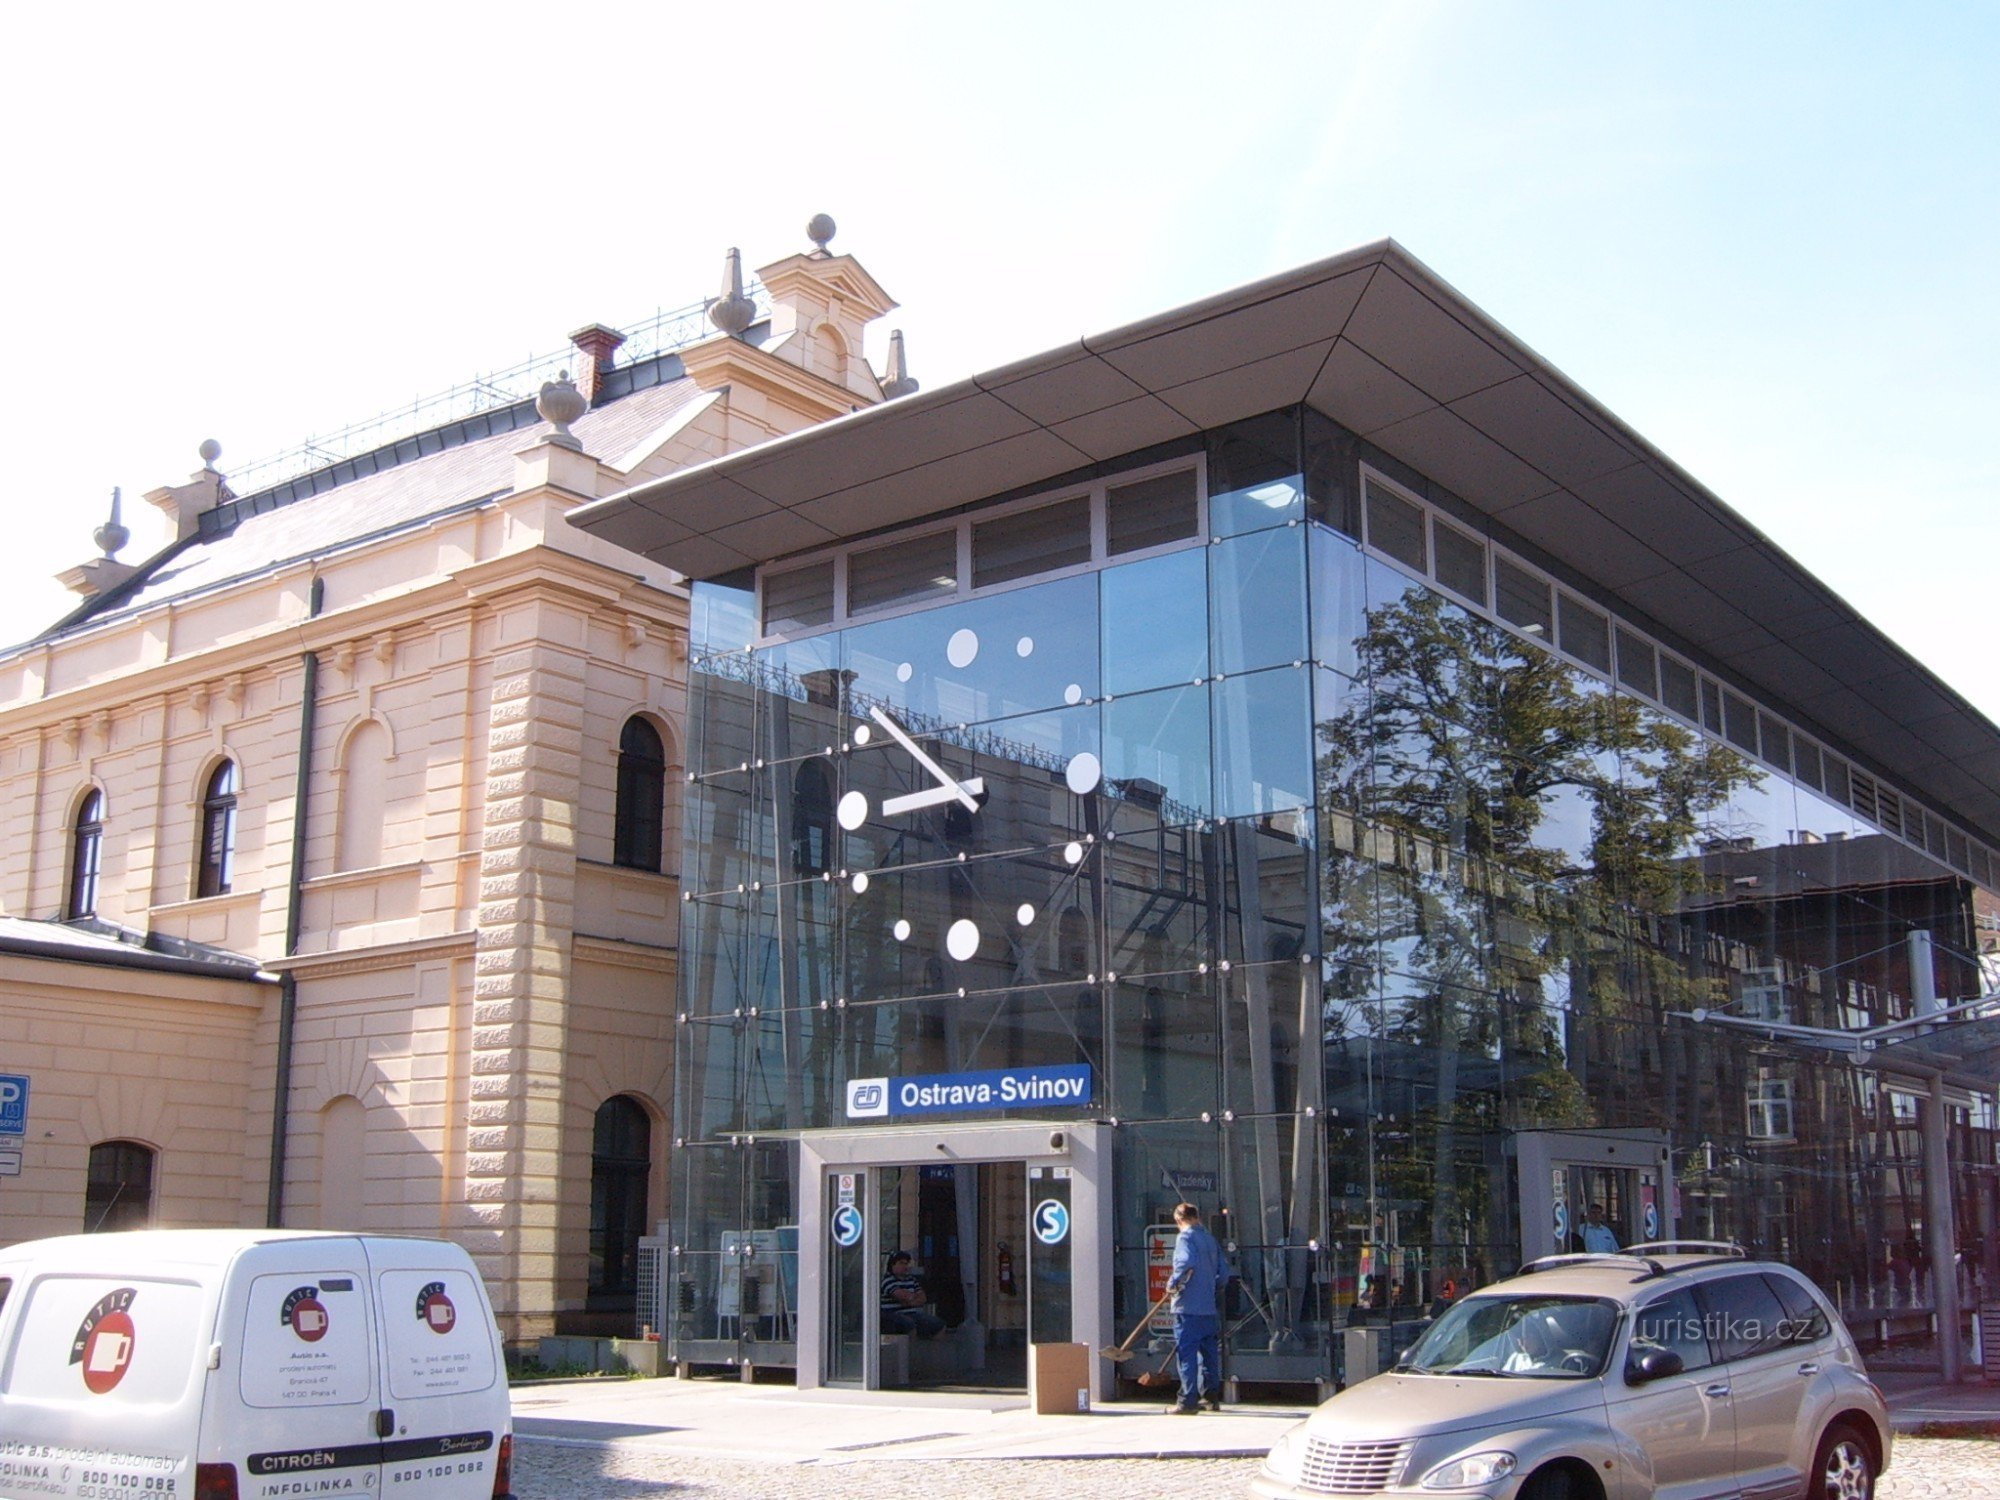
[1421, 1450, 1518, 1489]
[1261, 1421, 1311, 1484]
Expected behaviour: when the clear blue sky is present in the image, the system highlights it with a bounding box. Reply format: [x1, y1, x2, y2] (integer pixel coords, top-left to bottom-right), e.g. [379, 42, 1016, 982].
[3, 2, 1993, 718]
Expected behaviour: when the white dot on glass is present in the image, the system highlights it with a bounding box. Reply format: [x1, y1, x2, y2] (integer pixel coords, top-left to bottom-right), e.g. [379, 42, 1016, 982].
[853, 723, 872, 745]
[1064, 684, 1083, 706]
[896, 661, 913, 683]
[1017, 904, 1036, 927]
[851, 872, 870, 894]
[1016, 636, 1034, 658]
[893, 919, 912, 942]
[1065, 751, 1102, 796]
[1064, 841, 1084, 866]
[947, 628, 980, 670]
[946, 919, 981, 962]
[837, 791, 869, 830]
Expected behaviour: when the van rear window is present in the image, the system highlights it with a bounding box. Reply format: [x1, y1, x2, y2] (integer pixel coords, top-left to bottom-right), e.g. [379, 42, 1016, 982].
[7, 1275, 205, 1404]
[379, 1269, 496, 1399]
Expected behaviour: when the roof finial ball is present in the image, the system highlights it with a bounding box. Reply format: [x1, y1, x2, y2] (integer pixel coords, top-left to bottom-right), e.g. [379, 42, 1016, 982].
[94, 486, 130, 558]
[536, 370, 587, 449]
[807, 213, 836, 256]
[198, 438, 222, 471]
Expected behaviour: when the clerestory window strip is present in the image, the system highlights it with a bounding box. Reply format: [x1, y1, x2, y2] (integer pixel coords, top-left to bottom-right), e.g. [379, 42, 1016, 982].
[1356, 465, 1993, 888]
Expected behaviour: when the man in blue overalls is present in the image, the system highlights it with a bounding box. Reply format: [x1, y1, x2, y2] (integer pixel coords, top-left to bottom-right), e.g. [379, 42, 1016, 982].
[1166, 1202, 1228, 1413]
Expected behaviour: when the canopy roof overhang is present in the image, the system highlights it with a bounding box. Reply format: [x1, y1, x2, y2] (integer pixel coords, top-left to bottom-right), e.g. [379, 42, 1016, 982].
[571, 239, 2000, 844]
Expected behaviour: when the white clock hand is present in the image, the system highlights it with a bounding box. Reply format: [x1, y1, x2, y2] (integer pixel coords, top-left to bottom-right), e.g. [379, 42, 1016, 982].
[869, 706, 980, 812]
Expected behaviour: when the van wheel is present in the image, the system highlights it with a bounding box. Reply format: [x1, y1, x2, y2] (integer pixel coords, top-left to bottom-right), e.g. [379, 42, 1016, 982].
[1813, 1424, 1875, 1500]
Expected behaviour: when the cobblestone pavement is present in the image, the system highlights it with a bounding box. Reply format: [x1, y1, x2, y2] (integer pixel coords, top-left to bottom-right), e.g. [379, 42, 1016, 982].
[518, 1443, 1257, 1499]
[517, 1436, 1998, 1499]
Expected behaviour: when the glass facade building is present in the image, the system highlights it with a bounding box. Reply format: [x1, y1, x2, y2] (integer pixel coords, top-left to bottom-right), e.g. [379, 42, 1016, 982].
[663, 402, 1998, 1391]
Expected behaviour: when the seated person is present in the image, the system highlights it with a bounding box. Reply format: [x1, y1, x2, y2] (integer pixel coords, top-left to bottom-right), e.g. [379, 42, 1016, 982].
[1501, 1311, 1559, 1373]
[881, 1250, 945, 1339]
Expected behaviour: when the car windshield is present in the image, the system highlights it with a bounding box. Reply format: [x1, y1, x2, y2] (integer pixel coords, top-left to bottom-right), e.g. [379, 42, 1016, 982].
[1400, 1294, 1620, 1379]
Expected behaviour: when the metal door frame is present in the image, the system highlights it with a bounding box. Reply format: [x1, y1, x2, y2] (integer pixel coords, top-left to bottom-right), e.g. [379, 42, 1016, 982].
[797, 1120, 1107, 1394]
[1515, 1127, 1672, 1260]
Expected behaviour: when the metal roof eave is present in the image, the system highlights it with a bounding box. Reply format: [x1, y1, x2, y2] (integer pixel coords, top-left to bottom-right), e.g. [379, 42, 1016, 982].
[569, 241, 2000, 846]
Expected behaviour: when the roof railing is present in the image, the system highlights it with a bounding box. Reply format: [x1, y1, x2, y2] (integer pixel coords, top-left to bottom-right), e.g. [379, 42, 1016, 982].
[1518, 1251, 1668, 1278]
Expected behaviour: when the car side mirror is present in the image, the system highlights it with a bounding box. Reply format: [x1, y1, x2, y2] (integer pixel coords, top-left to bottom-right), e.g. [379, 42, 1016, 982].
[1628, 1347, 1684, 1383]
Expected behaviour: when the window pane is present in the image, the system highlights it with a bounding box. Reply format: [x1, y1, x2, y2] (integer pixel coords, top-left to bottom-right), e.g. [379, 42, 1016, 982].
[1364, 478, 1425, 570]
[1210, 529, 1306, 676]
[762, 561, 834, 635]
[1102, 683, 1212, 818]
[1102, 550, 1208, 697]
[1629, 1288, 1711, 1373]
[1722, 691, 1758, 753]
[1615, 627, 1657, 697]
[1432, 521, 1488, 606]
[1556, 594, 1610, 674]
[1697, 1273, 1790, 1361]
[973, 497, 1090, 587]
[1212, 668, 1313, 817]
[1207, 412, 1301, 537]
[1659, 655, 1699, 721]
[1495, 555, 1552, 638]
[849, 530, 957, 615]
[1106, 470, 1198, 556]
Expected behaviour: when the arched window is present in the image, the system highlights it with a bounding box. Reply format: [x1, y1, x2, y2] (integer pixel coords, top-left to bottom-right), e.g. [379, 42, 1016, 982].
[337, 722, 390, 870]
[196, 761, 238, 898]
[86, 1141, 154, 1232]
[589, 1096, 652, 1305]
[68, 789, 104, 919]
[791, 761, 834, 876]
[613, 718, 666, 872]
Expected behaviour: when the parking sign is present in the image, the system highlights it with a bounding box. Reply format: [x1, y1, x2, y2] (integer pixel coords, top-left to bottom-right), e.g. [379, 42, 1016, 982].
[0, 1074, 26, 1135]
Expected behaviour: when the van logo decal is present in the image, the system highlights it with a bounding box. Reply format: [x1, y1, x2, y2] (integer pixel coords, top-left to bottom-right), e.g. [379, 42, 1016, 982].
[415, 1280, 457, 1334]
[69, 1286, 138, 1394]
[283, 1285, 332, 1342]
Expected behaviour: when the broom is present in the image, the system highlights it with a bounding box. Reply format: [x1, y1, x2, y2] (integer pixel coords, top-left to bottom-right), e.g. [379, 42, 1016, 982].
[1134, 1346, 1179, 1389]
[1098, 1287, 1173, 1364]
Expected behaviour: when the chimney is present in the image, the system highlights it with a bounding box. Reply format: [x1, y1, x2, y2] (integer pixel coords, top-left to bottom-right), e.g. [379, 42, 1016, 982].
[569, 324, 626, 406]
[143, 439, 230, 543]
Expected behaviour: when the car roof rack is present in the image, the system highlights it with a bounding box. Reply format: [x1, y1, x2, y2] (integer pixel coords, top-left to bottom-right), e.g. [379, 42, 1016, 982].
[1625, 1240, 1746, 1259]
[1518, 1252, 1667, 1278]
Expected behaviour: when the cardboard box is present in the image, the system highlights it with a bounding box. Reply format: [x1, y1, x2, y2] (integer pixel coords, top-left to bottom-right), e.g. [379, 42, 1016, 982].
[1029, 1340, 1091, 1414]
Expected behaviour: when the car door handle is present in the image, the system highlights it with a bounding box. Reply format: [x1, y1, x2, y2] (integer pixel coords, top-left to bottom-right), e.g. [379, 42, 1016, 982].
[1797, 1362, 1820, 1376]
[1704, 1383, 1731, 1398]
[374, 1408, 395, 1438]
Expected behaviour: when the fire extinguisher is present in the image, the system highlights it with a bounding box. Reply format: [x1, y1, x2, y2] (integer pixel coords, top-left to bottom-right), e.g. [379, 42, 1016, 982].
[997, 1242, 1017, 1296]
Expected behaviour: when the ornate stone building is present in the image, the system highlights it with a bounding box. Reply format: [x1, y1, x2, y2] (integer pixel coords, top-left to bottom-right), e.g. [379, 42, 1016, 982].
[0, 228, 909, 1340]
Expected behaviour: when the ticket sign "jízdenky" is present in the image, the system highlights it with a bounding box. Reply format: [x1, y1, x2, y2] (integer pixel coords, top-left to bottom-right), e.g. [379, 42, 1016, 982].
[846, 1066, 1092, 1119]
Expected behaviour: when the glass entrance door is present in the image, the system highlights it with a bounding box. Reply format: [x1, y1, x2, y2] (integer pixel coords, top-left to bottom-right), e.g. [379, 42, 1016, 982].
[825, 1168, 870, 1384]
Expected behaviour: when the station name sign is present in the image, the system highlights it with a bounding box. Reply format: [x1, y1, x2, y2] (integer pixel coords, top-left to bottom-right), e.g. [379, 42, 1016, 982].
[845, 1065, 1092, 1119]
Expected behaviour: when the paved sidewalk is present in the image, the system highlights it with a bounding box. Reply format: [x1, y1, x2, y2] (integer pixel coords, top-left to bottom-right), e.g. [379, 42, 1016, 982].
[512, 1377, 1310, 1463]
[1877, 1369, 2000, 1436]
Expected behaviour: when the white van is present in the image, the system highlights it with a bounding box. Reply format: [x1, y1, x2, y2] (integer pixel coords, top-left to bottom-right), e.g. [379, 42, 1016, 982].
[0, 1229, 514, 1500]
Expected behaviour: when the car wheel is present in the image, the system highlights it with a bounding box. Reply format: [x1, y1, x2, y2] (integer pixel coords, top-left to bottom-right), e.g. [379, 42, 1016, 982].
[1812, 1424, 1875, 1500]
[1517, 1465, 1578, 1500]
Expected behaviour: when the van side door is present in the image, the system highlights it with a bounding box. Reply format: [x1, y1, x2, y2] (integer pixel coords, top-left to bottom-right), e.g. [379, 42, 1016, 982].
[366, 1241, 508, 1500]
[216, 1237, 382, 1500]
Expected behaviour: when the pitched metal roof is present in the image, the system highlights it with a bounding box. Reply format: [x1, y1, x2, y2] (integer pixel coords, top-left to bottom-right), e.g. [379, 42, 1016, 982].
[570, 239, 2000, 845]
[22, 368, 707, 647]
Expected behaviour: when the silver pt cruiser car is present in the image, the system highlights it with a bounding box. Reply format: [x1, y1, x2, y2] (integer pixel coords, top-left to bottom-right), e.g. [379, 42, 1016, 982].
[1253, 1244, 1889, 1500]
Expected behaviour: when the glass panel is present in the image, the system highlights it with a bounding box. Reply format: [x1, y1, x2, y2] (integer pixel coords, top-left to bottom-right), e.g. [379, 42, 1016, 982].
[1213, 667, 1314, 819]
[1309, 525, 1370, 680]
[1216, 811, 1315, 965]
[1722, 691, 1759, 754]
[849, 529, 958, 615]
[1555, 594, 1610, 674]
[1211, 528, 1307, 676]
[763, 561, 834, 635]
[1758, 713, 1792, 774]
[827, 1170, 868, 1383]
[1027, 1167, 1074, 1343]
[1614, 627, 1657, 697]
[1106, 469, 1200, 555]
[1102, 549, 1208, 696]
[1103, 683, 1212, 818]
[844, 573, 1099, 726]
[1431, 521, 1488, 607]
[1658, 655, 1699, 721]
[1304, 407, 1361, 539]
[1364, 477, 1426, 570]
[1207, 412, 1302, 537]
[1105, 817, 1212, 979]
[1109, 974, 1218, 1119]
[692, 578, 758, 655]
[974, 497, 1090, 587]
[1494, 555, 1552, 639]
